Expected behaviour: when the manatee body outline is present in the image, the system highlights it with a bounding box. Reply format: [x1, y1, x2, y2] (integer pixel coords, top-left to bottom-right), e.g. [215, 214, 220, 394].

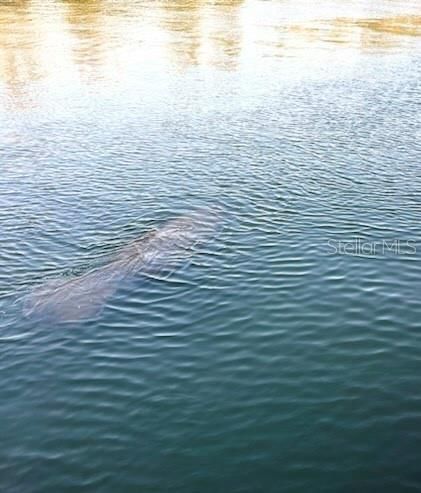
[23, 209, 220, 322]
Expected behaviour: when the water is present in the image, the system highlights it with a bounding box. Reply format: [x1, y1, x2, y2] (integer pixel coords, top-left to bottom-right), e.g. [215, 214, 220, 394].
[1, 1, 421, 491]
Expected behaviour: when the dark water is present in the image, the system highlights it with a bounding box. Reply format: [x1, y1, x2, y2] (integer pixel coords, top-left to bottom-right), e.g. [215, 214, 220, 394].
[1, 1, 421, 491]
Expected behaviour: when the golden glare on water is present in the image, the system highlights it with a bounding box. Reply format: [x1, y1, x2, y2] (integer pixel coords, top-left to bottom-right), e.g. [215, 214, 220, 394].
[0, 0, 420, 104]
[288, 15, 421, 52]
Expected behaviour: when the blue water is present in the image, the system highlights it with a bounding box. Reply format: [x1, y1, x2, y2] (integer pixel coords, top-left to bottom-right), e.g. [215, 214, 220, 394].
[1, 1, 421, 491]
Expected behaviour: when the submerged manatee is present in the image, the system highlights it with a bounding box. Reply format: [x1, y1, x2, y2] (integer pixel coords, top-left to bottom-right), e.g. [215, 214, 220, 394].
[24, 209, 221, 322]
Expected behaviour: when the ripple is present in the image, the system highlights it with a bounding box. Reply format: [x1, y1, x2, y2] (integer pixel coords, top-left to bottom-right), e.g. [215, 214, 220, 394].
[1, 2, 421, 491]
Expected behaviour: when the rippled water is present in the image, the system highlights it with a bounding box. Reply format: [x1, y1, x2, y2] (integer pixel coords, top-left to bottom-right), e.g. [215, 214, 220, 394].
[1, 1, 421, 491]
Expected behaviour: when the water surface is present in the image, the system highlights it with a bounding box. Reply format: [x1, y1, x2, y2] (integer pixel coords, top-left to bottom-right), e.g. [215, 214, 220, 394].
[1, 1, 421, 492]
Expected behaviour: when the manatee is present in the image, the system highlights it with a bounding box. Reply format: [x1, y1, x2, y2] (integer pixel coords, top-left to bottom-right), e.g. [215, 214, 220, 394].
[23, 209, 221, 322]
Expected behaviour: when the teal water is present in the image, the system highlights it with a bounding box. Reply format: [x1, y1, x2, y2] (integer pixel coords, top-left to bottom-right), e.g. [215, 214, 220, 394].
[1, 1, 421, 491]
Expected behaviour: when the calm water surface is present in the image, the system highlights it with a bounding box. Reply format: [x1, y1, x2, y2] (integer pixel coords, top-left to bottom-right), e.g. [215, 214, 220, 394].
[1, 1, 421, 491]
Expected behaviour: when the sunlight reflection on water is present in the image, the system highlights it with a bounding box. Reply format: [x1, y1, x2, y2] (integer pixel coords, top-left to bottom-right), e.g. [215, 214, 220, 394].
[0, 0, 420, 105]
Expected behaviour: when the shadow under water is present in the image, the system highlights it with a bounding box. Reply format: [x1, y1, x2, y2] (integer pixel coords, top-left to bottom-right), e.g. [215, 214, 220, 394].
[23, 209, 221, 323]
